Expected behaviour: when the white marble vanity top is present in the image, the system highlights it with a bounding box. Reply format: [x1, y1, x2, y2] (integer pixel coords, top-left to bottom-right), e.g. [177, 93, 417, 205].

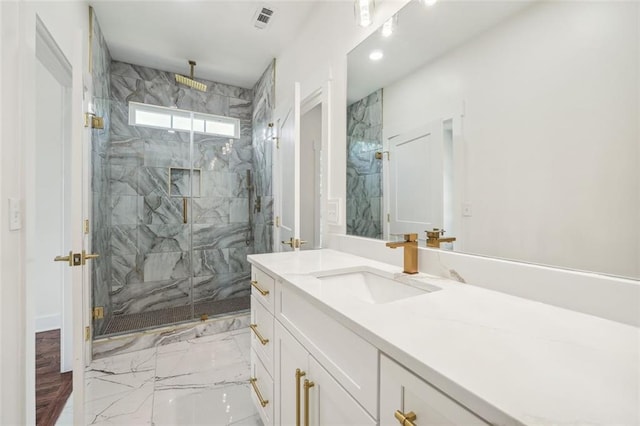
[248, 249, 639, 426]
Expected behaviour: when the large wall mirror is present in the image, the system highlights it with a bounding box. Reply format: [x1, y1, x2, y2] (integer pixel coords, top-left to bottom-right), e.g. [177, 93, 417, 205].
[346, 0, 639, 279]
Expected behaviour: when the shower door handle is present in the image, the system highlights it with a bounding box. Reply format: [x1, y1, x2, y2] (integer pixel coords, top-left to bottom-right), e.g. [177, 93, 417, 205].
[182, 197, 188, 224]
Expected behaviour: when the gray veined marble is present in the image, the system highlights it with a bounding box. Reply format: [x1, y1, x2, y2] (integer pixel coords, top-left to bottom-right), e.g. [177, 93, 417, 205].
[111, 195, 142, 225]
[137, 224, 190, 253]
[169, 168, 201, 197]
[111, 225, 138, 255]
[92, 53, 273, 337]
[347, 89, 384, 239]
[141, 195, 184, 225]
[192, 223, 251, 251]
[143, 252, 190, 282]
[191, 197, 230, 224]
[192, 249, 230, 276]
[137, 167, 170, 197]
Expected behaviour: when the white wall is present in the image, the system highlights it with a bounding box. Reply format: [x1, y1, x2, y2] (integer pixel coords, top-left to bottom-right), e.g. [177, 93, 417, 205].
[0, 1, 88, 423]
[33, 60, 64, 332]
[382, 1, 639, 278]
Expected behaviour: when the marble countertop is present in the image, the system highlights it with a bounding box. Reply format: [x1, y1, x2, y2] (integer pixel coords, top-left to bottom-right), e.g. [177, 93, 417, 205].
[248, 249, 639, 426]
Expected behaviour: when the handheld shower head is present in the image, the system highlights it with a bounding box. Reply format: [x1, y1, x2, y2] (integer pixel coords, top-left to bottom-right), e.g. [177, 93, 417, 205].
[175, 60, 208, 92]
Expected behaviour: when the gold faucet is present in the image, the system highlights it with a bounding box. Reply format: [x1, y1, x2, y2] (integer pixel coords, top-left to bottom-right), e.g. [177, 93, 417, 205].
[386, 233, 418, 274]
[426, 228, 456, 248]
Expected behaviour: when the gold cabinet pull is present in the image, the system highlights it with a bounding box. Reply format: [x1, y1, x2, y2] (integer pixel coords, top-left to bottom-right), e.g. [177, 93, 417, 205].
[303, 379, 315, 426]
[249, 377, 269, 407]
[295, 369, 306, 426]
[249, 323, 269, 345]
[54, 251, 73, 267]
[395, 410, 417, 426]
[251, 280, 269, 296]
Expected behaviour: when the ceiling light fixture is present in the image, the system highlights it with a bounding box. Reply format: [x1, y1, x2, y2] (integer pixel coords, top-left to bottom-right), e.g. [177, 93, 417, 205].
[381, 15, 397, 37]
[369, 50, 383, 61]
[355, 0, 375, 28]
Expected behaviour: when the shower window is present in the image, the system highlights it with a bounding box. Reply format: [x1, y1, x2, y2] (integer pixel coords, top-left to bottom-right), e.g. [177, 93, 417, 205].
[128, 101, 240, 138]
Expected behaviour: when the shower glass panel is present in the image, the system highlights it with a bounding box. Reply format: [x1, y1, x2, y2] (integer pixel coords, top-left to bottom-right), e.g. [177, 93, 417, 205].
[91, 100, 250, 338]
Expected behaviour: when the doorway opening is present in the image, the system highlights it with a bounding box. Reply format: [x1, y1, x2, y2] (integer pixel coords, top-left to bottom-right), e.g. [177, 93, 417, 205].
[30, 16, 74, 425]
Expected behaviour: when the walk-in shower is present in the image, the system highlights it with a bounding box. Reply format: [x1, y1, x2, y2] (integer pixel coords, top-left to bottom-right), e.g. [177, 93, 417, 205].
[89, 55, 262, 338]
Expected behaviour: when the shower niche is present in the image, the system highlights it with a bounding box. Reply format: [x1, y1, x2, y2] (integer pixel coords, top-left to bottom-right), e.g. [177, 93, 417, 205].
[90, 60, 266, 338]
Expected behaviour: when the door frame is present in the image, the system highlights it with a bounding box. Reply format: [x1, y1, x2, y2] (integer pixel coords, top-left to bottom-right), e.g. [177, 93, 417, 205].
[273, 81, 331, 251]
[300, 86, 328, 249]
[23, 14, 88, 425]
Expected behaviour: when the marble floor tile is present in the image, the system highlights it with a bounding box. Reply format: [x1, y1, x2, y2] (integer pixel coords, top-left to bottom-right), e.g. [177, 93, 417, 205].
[82, 328, 259, 426]
[153, 383, 255, 426]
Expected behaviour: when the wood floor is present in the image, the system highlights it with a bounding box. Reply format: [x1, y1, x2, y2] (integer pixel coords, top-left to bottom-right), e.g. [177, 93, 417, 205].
[36, 329, 72, 426]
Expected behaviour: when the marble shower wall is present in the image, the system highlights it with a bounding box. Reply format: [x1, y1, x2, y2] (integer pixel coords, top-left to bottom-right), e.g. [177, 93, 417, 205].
[346, 89, 383, 239]
[251, 60, 275, 253]
[90, 10, 113, 336]
[106, 60, 255, 321]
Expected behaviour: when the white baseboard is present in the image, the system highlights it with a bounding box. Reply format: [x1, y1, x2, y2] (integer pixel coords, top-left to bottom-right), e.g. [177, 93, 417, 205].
[35, 314, 61, 332]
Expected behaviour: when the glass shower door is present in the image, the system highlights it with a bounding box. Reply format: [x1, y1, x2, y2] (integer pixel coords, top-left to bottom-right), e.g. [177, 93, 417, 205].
[190, 112, 252, 322]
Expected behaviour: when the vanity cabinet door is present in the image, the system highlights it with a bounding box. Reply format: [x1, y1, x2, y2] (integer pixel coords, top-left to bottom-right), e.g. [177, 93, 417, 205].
[275, 321, 310, 426]
[307, 356, 376, 426]
[275, 321, 375, 426]
[250, 348, 274, 426]
[380, 355, 489, 426]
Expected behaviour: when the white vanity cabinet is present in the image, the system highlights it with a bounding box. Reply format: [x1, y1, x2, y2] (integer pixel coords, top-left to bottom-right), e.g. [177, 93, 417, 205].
[250, 266, 277, 426]
[275, 321, 376, 426]
[380, 355, 489, 425]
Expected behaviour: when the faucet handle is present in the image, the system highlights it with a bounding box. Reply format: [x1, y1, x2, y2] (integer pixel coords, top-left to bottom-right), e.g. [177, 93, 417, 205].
[404, 233, 418, 242]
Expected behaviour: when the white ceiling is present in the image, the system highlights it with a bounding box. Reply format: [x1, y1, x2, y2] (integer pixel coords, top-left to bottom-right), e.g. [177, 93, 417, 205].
[347, 0, 535, 103]
[90, 0, 320, 89]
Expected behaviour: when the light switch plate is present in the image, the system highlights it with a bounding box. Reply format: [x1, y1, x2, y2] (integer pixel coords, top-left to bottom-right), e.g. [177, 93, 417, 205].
[327, 199, 340, 225]
[9, 198, 22, 230]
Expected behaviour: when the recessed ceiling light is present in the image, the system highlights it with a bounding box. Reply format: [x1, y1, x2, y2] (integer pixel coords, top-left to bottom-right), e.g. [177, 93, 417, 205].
[369, 50, 384, 61]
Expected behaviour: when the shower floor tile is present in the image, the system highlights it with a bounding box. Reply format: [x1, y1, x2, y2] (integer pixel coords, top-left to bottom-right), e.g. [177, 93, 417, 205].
[83, 329, 260, 425]
[103, 296, 250, 336]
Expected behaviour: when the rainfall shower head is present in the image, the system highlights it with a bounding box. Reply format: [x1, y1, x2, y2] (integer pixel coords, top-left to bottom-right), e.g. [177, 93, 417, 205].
[175, 60, 208, 92]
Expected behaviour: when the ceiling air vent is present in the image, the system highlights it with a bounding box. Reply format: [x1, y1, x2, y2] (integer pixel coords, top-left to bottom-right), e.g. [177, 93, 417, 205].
[253, 6, 274, 29]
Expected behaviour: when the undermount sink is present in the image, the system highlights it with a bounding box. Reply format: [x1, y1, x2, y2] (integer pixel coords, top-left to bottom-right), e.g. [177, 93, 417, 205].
[314, 269, 428, 304]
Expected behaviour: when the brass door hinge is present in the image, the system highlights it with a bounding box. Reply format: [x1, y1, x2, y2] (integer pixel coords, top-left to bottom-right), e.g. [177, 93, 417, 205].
[275, 216, 280, 227]
[92, 306, 104, 319]
[85, 326, 90, 341]
[84, 219, 90, 234]
[84, 112, 104, 129]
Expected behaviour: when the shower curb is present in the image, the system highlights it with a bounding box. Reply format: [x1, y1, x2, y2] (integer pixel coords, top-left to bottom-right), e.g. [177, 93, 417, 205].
[91, 311, 250, 359]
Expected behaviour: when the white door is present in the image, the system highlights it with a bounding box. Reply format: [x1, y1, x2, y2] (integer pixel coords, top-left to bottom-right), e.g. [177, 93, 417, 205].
[388, 121, 444, 242]
[276, 83, 301, 252]
[32, 18, 91, 424]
